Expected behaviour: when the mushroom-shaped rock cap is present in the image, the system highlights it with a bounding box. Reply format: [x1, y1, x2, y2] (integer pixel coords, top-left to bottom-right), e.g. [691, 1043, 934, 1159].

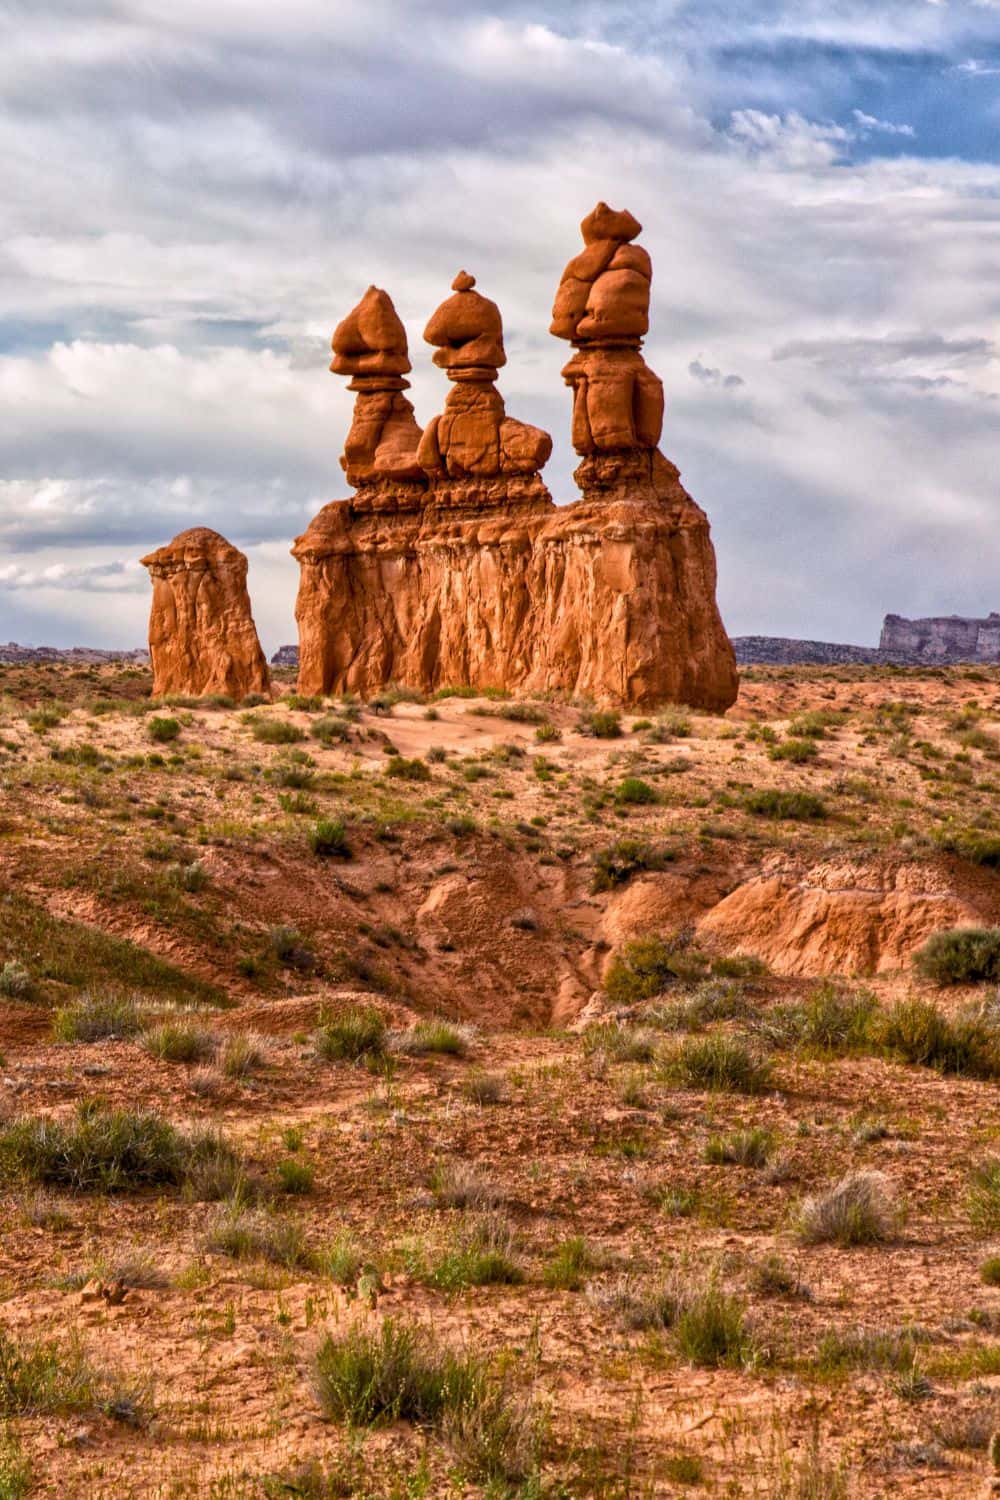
[581, 202, 642, 245]
[331, 286, 411, 378]
[141, 528, 246, 570]
[423, 271, 506, 373]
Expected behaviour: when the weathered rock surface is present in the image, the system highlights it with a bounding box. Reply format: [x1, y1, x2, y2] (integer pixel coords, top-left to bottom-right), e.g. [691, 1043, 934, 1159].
[880, 612, 1000, 663]
[141, 528, 271, 700]
[293, 208, 738, 710]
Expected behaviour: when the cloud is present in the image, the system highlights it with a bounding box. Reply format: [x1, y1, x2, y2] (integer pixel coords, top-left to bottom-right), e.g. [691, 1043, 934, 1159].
[2, 1, 1000, 653]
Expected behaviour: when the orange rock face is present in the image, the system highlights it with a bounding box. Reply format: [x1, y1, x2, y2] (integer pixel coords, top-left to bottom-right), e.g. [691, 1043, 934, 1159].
[292, 208, 738, 712]
[141, 528, 271, 700]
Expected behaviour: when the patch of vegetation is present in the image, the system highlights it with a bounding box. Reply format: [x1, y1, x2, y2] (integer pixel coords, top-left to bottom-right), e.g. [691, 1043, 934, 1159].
[672, 1266, 756, 1368]
[660, 1035, 773, 1094]
[768, 738, 818, 764]
[591, 838, 675, 893]
[385, 756, 432, 782]
[52, 992, 145, 1042]
[873, 996, 1000, 1077]
[0, 962, 33, 1000]
[743, 788, 828, 820]
[579, 709, 622, 739]
[614, 777, 657, 806]
[392, 1018, 472, 1057]
[314, 1006, 387, 1065]
[249, 718, 304, 745]
[203, 1205, 309, 1266]
[142, 1020, 216, 1064]
[914, 927, 1000, 985]
[147, 716, 181, 743]
[704, 1127, 775, 1167]
[935, 829, 1000, 868]
[542, 1236, 596, 1291]
[968, 1158, 1000, 1232]
[582, 1022, 656, 1064]
[311, 715, 353, 743]
[798, 1171, 899, 1246]
[309, 817, 351, 857]
[604, 935, 705, 1005]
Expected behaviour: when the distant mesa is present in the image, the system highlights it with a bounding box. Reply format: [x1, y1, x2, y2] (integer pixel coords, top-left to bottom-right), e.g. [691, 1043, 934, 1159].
[0, 643, 148, 665]
[140, 527, 271, 700]
[735, 614, 1000, 667]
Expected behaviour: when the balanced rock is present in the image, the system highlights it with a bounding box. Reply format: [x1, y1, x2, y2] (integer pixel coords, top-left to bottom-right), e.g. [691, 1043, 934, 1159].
[141, 528, 271, 700]
[331, 286, 425, 490]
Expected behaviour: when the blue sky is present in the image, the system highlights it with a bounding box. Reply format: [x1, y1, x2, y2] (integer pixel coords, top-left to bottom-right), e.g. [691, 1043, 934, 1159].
[1, 0, 999, 649]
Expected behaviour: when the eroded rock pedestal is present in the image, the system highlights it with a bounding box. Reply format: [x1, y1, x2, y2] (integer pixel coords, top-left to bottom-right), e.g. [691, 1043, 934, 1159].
[293, 208, 738, 710]
[141, 528, 271, 700]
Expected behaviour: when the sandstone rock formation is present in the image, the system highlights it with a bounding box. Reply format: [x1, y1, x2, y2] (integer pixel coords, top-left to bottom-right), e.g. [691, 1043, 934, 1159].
[293, 207, 738, 710]
[141, 528, 271, 700]
[880, 611, 1000, 664]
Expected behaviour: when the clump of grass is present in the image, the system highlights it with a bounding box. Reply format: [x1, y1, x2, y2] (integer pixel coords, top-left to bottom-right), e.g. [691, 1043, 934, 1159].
[181, 1130, 251, 1203]
[980, 1255, 1000, 1285]
[743, 789, 827, 820]
[0, 1104, 241, 1197]
[582, 1022, 656, 1064]
[314, 1006, 387, 1065]
[914, 927, 1000, 985]
[794, 982, 877, 1053]
[202, 1205, 308, 1266]
[813, 1324, 927, 1376]
[590, 839, 675, 894]
[704, 1126, 775, 1167]
[316, 1233, 364, 1286]
[604, 934, 705, 1004]
[314, 1319, 538, 1483]
[276, 1158, 315, 1195]
[427, 1215, 523, 1291]
[542, 1235, 596, 1291]
[429, 1160, 505, 1211]
[462, 1072, 506, 1106]
[142, 1021, 216, 1065]
[660, 1035, 773, 1094]
[147, 716, 180, 743]
[672, 1264, 756, 1368]
[52, 992, 144, 1042]
[385, 756, 432, 782]
[768, 737, 818, 763]
[798, 1171, 899, 1246]
[587, 1272, 678, 1330]
[0, 1328, 144, 1426]
[249, 717, 304, 745]
[934, 829, 1000, 868]
[311, 715, 352, 743]
[872, 997, 1000, 1078]
[219, 1030, 264, 1080]
[309, 816, 350, 857]
[0, 962, 33, 1000]
[749, 1253, 808, 1299]
[579, 709, 622, 739]
[391, 1018, 474, 1057]
[615, 777, 657, 806]
[968, 1158, 1000, 1232]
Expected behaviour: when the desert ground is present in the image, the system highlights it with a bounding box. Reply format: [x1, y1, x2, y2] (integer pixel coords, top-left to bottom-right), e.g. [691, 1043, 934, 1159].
[2, 662, 1000, 1497]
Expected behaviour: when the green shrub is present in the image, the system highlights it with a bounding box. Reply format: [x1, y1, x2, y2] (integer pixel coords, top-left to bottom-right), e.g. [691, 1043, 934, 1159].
[604, 935, 705, 1004]
[914, 928, 1000, 985]
[581, 1022, 656, 1063]
[309, 817, 351, 857]
[935, 829, 1000, 868]
[795, 983, 877, 1053]
[591, 838, 675, 893]
[202, 1205, 308, 1266]
[142, 1021, 215, 1065]
[968, 1158, 1000, 1232]
[311, 715, 352, 744]
[427, 1217, 522, 1292]
[542, 1236, 595, 1291]
[768, 737, 818, 764]
[0, 962, 33, 1001]
[314, 1317, 480, 1426]
[673, 1269, 755, 1368]
[52, 993, 145, 1042]
[798, 1171, 898, 1246]
[314, 1006, 387, 1064]
[385, 756, 432, 782]
[219, 1031, 264, 1080]
[661, 1035, 772, 1094]
[276, 1158, 314, 1195]
[147, 717, 180, 743]
[743, 789, 827, 820]
[704, 1127, 775, 1167]
[614, 777, 657, 806]
[980, 1256, 1000, 1286]
[0, 1105, 237, 1195]
[580, 710, 622, 739]
[249, 718, 303, 745]
[873, 997, 1000, 1077]
[392, 1019, 472, 1056]
[535, 723, 561, 743]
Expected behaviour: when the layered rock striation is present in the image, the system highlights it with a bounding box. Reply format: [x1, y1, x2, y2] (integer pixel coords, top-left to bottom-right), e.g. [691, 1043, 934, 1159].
[141, 528, 271, 700]
[291, 205, 737, 709]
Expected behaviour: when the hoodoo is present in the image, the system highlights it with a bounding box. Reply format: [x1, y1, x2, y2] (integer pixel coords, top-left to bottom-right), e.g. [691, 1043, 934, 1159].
[141, 527, 271, 700]
[291, 205, 738, 709]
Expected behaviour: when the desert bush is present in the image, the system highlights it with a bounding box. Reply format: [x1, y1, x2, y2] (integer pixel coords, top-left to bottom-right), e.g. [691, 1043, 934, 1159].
[283, 694, 323, 712]
[385, 755, 432, 782]
[587, 1272, 678, 1331]
[430, 1159, 505, 1211]
[542, 1235, 596, 1291]
[743, 788, 827, 820]
[813, 1324, 927, 1375]
[0, 1104, 239, 1195]
[427, 1215, 523, 1292]
[581, 1022, 656, 1064]
[704, 1127, 775, 1167]
[672, 1265, 755, 1368]
[147, 717, 180, 743]
[311, 715, 352, 744]
[591, 838, 675, 893]
[142, 1021, 215, 1065]
[249, 718, 303, 745]
[981, 1255, 1000, 1286]
[535, 722, 561, 743]
[314, 1006, 387, 1065]
[968, 1158, 1000, 1232]
[579, 709, 622, 739]
[0, 1329, 143, 1426]
[661, 1035, 773, 1094]
[795, 983, 877, 1053]
[798, 1171, 898, 1246]
[0, 962, 33, 1000]
[52, 992, 144, 1042]
[614, 777, 657, 806]
[934, 829, 1000, 868]
[914, 927, 1000, 985]
[308, 816, 350, 857]
[316, 1232, 364, 1286]
[276, 1158, 315, 1195]
[202, 1205, 308, 1266]
[219, 1031, 264, 1080]
[604, 934, 705, 1004]
[749, 1253, 806, 1299]
[392, 1018, 473, 1056]
[462, 1072, 506, 1106]
[873, 996, 1000, 1077]
[180, 1129, 251, 1203]
[768, 738, 818, 764]
[649, 978, 754, 1032]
